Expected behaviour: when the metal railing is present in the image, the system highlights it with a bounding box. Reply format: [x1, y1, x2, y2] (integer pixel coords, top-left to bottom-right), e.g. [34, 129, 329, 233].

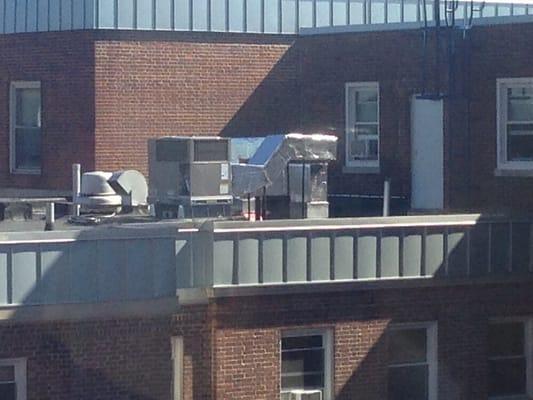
[189, 214, 533, 288]
[0, 214, 531, 307]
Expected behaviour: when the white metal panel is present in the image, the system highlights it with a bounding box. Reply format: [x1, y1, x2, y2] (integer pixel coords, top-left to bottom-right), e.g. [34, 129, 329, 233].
[137, 0, 155, 29]
[156, 0, 173, 29]
[174, 0, 190, 29]
[98, 0, 116, 28]
[61, 0, 73, 30]
[0, 251, 8, 304]
[37, 0, 50, 31]
[49, 0, 61, 30]
[0, 0, 5, 33]
[411, 97, 444, 209]
[72, 0, 86, 29]
[5, 0, 15, 33]
[15, 0, 26, 32]
[27, 0, 39, 32]
[117, 0, 135, 28]
[85, 0, 96, 28]
[11, 250, 38, 304]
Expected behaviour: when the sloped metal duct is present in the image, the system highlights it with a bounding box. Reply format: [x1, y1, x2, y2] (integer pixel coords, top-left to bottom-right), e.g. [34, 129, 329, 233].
[231, 133, 337, 197]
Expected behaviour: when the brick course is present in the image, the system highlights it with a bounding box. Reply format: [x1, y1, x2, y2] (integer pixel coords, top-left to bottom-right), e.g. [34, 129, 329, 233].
[0, 282, 532, 399]
[1, 24, 533, 211]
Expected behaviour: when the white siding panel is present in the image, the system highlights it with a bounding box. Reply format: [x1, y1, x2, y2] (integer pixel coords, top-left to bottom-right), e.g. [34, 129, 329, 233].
[4, 0, 15, 33]
[0, 0, 5, 34]
[49, 0, 61, 30]
[174, 0, 189, 29]
[85, 0, 96, 28]
[15, 0, 27, 32]
[137, 0, 155, 29]
[61, 0, 73, 29]
[37, 0, 50, 31]
[27, 0, 39, 32]
[0, 251, 8, 304]
[98, 0, 116, 28]
[117, 0, 135, 29]
[72, 0, 85, 29]
[156, 0, 172, 29]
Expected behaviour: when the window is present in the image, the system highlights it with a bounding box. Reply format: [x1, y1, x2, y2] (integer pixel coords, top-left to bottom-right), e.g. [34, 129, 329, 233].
[345, 82, 380, 169]
[0, 359, 26, 400]
[10, 81, 42, 174]
[281, 330, 332, 400]
[388, 323, 438, 400]
[171, 337, 183, 400]
[488, 320, 533, 398]
[497, 78, 533, 172]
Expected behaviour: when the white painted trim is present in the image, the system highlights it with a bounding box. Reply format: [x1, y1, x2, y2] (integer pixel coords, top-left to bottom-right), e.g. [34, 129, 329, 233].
[213, 219, 480, 233]
[9, 81, 42, 175]
[496, 78, 533, 173]
[0, 358, 27, 400]
[345, 81, 380, 170]
[171, 336, 184, 400]
[388, 322, 438, 400]
[280, 328, 333, 400]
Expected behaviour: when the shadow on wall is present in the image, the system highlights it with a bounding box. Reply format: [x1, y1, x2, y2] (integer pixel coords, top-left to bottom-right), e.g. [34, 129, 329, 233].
[212, 216, 533, 400]
[3, 216, 533, 398]
[219, 40, 302, 138]
[0, 227, 210, 400]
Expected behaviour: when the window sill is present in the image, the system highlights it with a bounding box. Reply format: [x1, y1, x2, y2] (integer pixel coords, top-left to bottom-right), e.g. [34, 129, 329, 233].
[343, 166, 380, 174]
[10, 169, 41, 176]
[494, 168, 533, 177]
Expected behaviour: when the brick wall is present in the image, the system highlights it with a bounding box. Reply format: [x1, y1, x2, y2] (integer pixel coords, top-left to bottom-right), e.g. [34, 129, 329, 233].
[93, 32, 300, 175]
[211, 281, 533, 400]
[0, 31, 95, 190]
[0, 281, 531, 399]
[3, 24, 533, 213]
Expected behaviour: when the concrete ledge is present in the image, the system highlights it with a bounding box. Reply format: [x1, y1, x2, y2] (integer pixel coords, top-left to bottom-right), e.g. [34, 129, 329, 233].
[0, 297, 179, 324]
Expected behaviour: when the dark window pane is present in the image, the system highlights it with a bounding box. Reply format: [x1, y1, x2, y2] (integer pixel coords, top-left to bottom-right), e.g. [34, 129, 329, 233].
[282, 335, 323, 350]
[507, 128, 533, 161]
[15, 128, 41, 169]
[389, 328, 427, 365]
[282, 349, 324, 374]
[0, 383, 16, 400]
[194, 140, 228, 162]
[388, 365, 428, 400]
[488, 322, 524, 357]
[488, 358, 527, 397]
[0, 366, 15, 382]
[281, 372, 324, 390]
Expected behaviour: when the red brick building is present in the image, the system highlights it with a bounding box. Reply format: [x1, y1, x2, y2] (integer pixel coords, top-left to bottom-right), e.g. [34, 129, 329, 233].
[0, 215, 532, 400]
[1, 2, 533, 400]
[2, 2, 533, 214]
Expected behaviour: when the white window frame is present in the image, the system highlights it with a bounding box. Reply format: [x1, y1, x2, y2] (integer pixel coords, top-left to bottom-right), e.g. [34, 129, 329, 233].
[0, 358, 27, 400]
[171, 336, 183, 400]
[345, 81, 380, 170]
[280, 328, 333, 400]
[496, 78, 533, 174]
[488, 317, 533, 400]
[387, 322, 438, 400]
[9, 81, 42, 175]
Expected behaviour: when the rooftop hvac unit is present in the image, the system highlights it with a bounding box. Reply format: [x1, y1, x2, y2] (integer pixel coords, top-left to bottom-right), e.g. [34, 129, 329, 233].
[286, 390, 323, 400]
[148, 136, 232, 218]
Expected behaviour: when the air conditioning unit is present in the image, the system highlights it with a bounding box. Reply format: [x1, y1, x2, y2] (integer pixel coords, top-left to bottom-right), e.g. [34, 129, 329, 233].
[287, 390, 323, 400]
[148, 136, 232, 218]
